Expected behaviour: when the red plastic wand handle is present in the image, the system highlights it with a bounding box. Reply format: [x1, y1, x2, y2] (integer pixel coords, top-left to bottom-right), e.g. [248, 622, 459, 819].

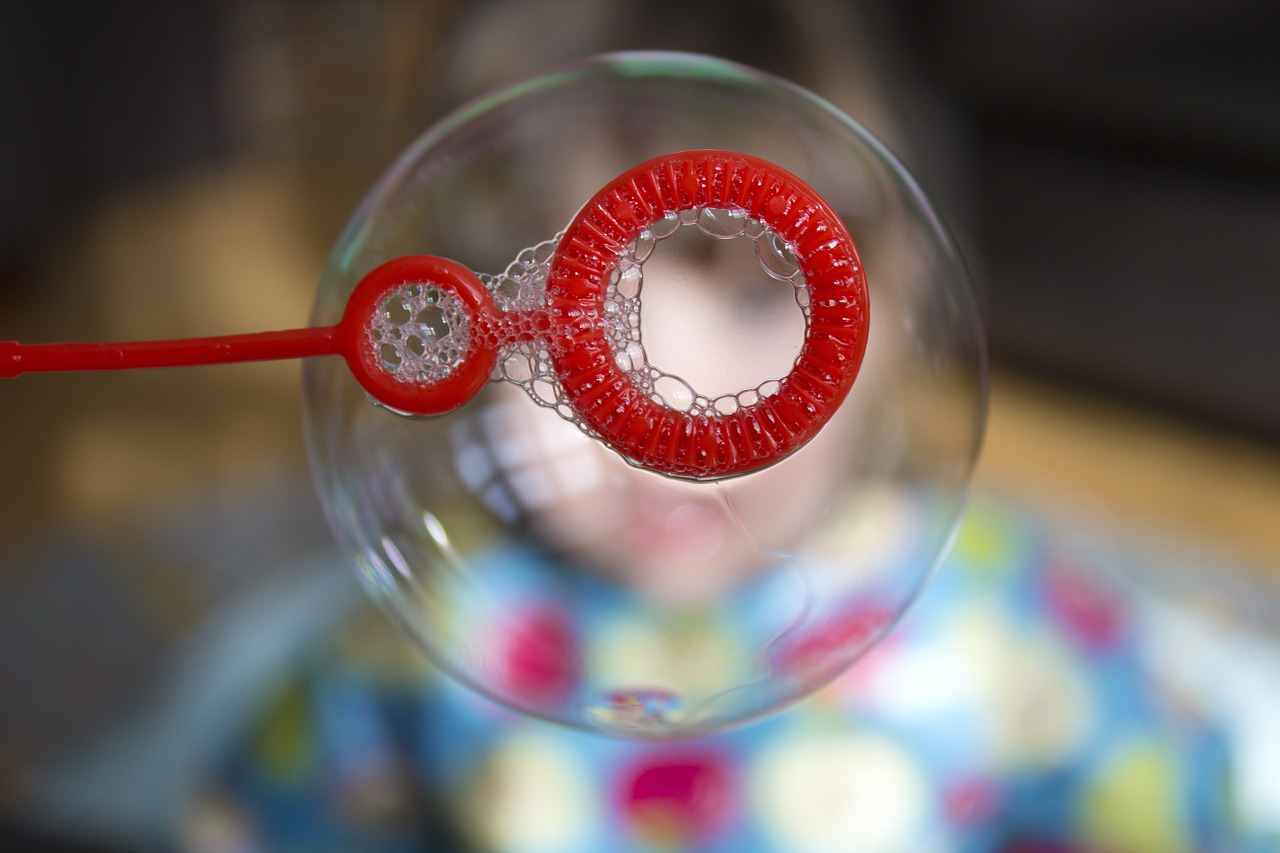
[1, 326, 340, 379]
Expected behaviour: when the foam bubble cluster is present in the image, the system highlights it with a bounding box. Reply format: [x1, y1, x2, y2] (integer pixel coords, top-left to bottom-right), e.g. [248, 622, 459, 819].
[473, 211, 811, 427]
[370, 283, 471, 383]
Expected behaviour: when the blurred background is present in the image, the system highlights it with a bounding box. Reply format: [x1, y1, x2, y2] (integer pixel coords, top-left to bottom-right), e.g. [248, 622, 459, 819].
[1, 0, 1278, 850]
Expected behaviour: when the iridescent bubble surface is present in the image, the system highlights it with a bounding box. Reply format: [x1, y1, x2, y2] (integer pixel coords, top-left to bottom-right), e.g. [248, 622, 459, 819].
[304, 52, 986, 738]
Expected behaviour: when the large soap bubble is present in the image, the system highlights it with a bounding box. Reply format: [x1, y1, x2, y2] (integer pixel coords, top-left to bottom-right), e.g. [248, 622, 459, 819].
[303, 52, 986, 738]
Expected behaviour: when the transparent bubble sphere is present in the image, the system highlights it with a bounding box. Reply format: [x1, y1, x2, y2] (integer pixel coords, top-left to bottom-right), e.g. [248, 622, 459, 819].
[303, 52, 986, 738]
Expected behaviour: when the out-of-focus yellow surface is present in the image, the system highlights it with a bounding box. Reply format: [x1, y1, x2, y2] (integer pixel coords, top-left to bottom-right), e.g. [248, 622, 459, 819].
[981, 371, 1280, 573]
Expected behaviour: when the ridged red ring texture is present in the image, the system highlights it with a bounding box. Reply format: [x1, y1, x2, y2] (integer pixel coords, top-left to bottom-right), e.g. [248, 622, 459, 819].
[546, 150, 869, 480]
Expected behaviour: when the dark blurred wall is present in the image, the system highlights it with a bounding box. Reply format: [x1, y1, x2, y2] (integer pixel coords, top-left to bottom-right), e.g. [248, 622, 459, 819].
[881, 0, 1280, 440]
[0, 0, 225, 270]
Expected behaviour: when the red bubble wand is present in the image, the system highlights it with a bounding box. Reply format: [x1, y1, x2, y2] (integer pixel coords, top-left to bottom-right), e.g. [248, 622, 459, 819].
[1, 151, 868, 481]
